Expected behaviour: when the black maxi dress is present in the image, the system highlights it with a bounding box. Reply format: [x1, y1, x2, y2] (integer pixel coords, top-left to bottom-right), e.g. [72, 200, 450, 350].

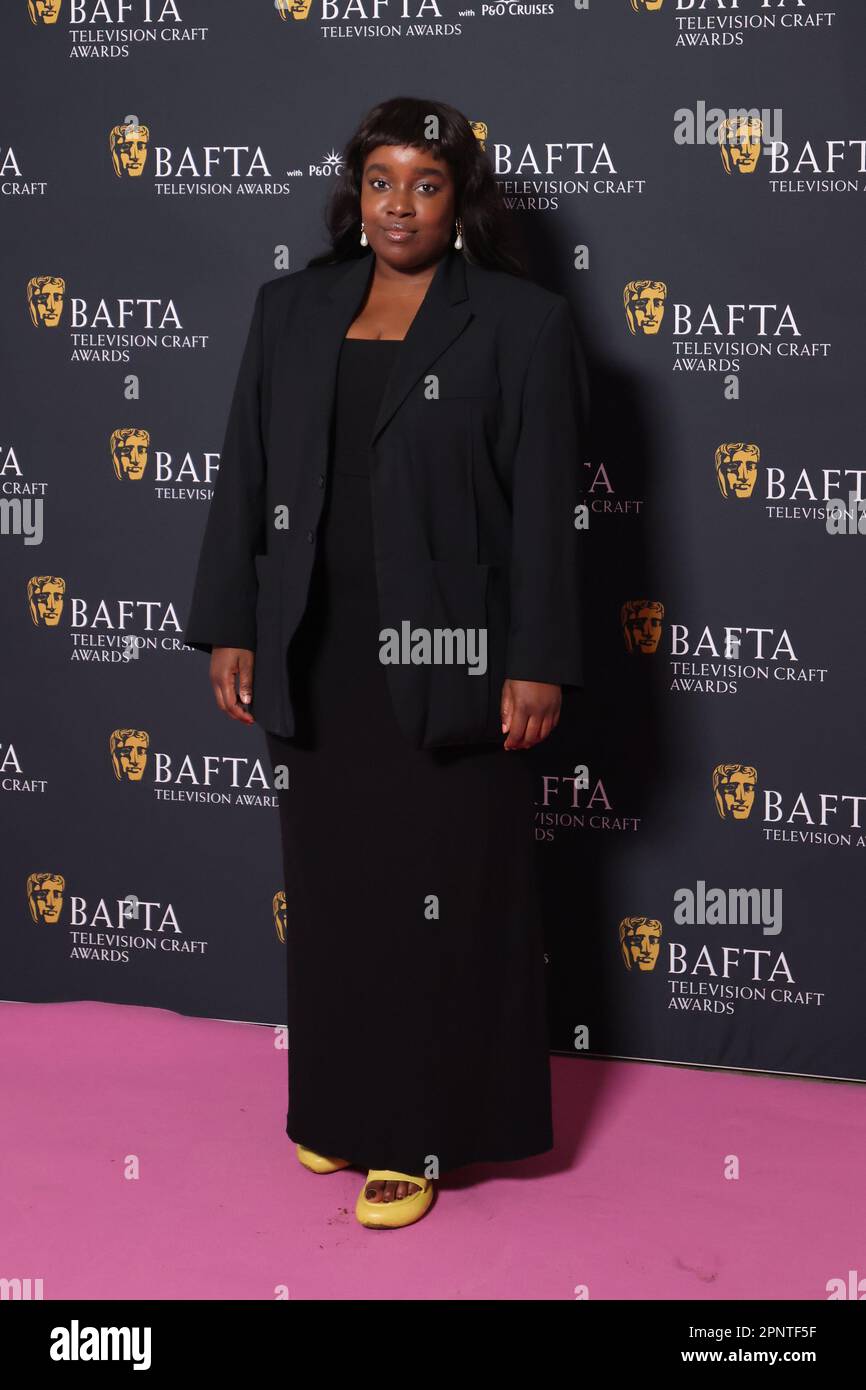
[263, 337, 553, 1177]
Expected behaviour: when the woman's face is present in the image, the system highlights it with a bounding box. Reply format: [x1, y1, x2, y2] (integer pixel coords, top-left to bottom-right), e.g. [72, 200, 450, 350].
[359, 143, 456, 269]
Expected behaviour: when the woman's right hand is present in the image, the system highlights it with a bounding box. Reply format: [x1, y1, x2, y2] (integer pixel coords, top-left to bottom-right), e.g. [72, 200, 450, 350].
[210, 647, 256, 725]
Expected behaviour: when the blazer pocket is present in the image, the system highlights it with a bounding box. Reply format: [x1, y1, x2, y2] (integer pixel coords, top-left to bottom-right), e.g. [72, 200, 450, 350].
[376, 556, 500, 749]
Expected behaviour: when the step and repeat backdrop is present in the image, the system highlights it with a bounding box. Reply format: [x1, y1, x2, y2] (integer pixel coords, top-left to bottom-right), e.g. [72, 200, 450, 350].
[4, 2, 864, 1083]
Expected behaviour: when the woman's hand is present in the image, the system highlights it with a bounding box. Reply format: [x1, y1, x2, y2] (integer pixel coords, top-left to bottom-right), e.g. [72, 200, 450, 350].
[500, 678, 561, 750]
[210, 647, 256, 725]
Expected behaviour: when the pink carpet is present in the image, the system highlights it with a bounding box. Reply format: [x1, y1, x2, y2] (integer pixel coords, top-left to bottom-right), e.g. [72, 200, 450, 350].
[1, 1000, 860, 1300]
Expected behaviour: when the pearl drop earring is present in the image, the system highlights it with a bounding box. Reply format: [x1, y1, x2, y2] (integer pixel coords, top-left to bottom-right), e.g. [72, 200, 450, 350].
[454, 218, 463, 251]
[359, 221, 368, 247]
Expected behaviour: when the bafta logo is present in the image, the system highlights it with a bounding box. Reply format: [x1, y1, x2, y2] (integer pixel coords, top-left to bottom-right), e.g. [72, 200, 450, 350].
[621, 599, 664, 655]
[27, 575, 66, 627]
[619, 916, 662, 972]
[716, 443, 760, 500]
[624, 280, 667, 336]
[111, 428, 150, 481]
[719, 116, 764, 175]
[630, 0, 664, 10]
[28, 0, 62, 24]
[27, 276, 65, 328]
[469, 122, 488, 152]
[273, 891, 287, 944]
[110, 121, 149, 178]
[27, 872, 65, 923]
[276, 0, 314, 18]
[110, 728, 150, 782]
[712, 763, 758, 821]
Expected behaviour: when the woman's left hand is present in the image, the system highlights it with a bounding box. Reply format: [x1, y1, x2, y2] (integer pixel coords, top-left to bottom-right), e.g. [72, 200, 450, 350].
[500, 679, 561, 750]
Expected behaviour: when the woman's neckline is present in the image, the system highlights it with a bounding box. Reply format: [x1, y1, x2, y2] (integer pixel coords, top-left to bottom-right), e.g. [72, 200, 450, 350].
[343, 335, 404, 343]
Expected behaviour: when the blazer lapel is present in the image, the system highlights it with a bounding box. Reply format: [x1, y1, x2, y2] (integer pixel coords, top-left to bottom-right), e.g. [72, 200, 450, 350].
[271, 246, 474, 472]
[367, 246, 473, 445]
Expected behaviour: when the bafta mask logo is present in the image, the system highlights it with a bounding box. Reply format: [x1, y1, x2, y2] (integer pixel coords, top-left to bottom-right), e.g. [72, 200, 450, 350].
[111, 428, 150, 481]
[621, 599, 664, 655]
[27, 575, 66, 627]
[27, 276, 65, 328]
[719, 116, 764, 175]
[27, 871, 65, 923]
[713, 763, 758, 821]
[273, 891, 287, 944]
[110, 120, 150, 178]
[619, 916, 663, 972]
[630, 0, 664, 10]
[624, 280, 667, 336]
[276, 0, 314, 18]
[716, 442, 760, 500]
[28, 0, 62, 24]
[110, 728, 150, 782]
[470, 121, 488, 152]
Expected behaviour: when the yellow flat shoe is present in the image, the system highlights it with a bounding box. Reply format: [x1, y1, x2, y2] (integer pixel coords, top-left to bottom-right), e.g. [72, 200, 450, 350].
[355, 1169, 435, 1229]
[296, 1143, 351, 1174]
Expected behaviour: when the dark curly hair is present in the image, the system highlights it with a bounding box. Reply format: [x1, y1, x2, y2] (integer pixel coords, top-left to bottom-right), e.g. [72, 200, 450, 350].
[306, 96, 526, 277]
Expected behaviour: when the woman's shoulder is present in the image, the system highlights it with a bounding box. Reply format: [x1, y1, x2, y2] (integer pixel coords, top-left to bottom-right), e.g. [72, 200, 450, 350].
[251, 264, 338, 341]
[257, 263, 330, 306]
[465, 259, 571, 337]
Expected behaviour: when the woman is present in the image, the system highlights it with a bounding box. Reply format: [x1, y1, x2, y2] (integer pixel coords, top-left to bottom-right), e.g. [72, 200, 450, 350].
[183, 97, 586, 1230]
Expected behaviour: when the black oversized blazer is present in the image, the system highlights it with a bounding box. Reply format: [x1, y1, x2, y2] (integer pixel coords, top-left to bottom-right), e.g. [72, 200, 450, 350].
[183, 245, 586, 749]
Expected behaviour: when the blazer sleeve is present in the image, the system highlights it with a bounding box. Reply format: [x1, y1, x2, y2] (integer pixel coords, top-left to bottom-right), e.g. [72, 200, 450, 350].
[505, 295, 584, 688]
[182, 282, 267, 654]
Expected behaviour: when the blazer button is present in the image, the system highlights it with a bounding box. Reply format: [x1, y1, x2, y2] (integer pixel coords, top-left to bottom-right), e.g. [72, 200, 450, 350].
[317, 474, 325, 488]
[306, 529, 314, 543]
